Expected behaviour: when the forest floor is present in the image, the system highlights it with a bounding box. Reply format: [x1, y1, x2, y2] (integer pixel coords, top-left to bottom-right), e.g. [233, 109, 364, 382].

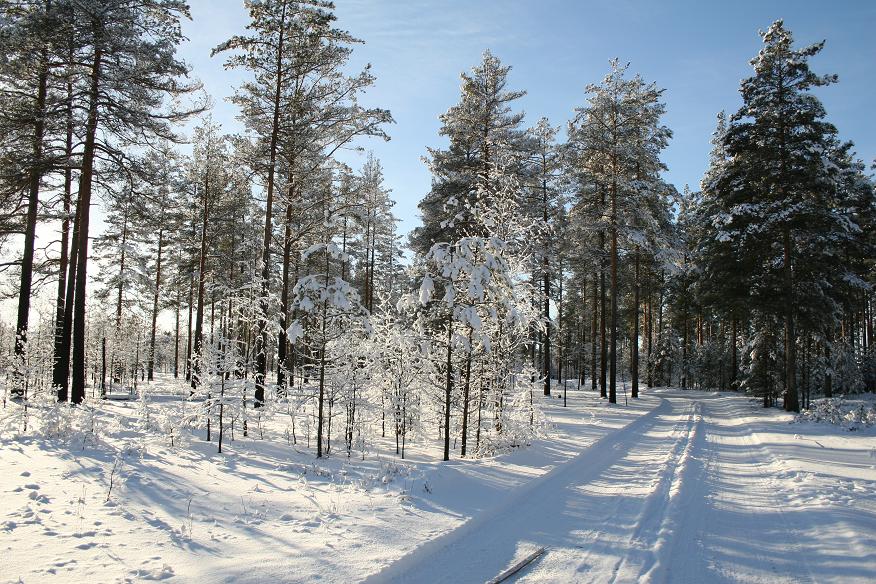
[1, 379, 874, 583]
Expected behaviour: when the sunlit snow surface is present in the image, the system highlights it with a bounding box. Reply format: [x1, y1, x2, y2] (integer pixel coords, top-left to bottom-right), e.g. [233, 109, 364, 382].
[1, 379, 874, 583]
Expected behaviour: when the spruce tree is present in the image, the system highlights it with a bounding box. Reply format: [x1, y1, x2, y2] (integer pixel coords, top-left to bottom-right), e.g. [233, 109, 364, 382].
[701, 21, 858, 411]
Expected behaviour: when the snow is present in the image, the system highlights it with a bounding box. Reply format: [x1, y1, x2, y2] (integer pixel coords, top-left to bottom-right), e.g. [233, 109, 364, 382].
[2, 381, 875, 583]
[418, 274, 433, 306]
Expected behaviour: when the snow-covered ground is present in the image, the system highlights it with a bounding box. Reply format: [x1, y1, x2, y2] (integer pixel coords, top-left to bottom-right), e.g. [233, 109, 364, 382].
[2, 381, 875, 583]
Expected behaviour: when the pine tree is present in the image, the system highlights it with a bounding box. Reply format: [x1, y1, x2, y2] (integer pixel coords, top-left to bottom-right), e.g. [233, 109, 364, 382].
[410, 50, 526, 255]
[1, 0, 74, 395]
[215, 0, 391, 403]
[700, 21, 860, 411]
[567, 60, 671, 403]
[523, 118, 563, 395]
[57, 0, 202, 403]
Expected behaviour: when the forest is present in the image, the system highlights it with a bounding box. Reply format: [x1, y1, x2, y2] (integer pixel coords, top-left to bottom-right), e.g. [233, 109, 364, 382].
[0, 0, 873, 462]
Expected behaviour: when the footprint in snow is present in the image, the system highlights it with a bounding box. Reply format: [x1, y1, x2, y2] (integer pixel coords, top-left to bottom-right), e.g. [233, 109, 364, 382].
[28, 490, 50, 504]
[132, 564, 175, 581]
[73, 530, 97, 538]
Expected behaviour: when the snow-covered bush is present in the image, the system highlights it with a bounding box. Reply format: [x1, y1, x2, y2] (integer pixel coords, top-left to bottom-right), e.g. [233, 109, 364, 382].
[796, 395, 876, 430]
[475, 367, 548, 456]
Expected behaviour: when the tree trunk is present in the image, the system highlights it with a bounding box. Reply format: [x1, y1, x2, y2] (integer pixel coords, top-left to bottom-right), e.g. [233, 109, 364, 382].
[591, 273, 598, 391]
[600, 237, 607, 399]
[543, 185, 551, 396]
[71, 38, 103, 404]
[277, 186, 294, 392]
[13, 36, 49, 397]
[443, 313, 453, 462]
[730, 317, 737, 389]
[191, 171, 210, 392]
[185, 268, 194, 382]
[148, 223, 164, 381]
[824, 337, 833, 398]
[254, 0, 288, 408]
[783, 227, 799, 412]
[461, 329, 473, 457]
[608, 181, 618, 404]
[173, 275, 180, 378]
[52, 67, 75, 400]
[632, 250, 640, 398]
[115, 196, 130, 329]
[647, 274, 654, 388]
[316, 317, 328, 457]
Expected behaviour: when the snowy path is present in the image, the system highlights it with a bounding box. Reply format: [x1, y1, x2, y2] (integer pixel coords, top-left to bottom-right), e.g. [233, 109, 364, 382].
[2, 388, 874, 583]
[364, 391, 876, 584]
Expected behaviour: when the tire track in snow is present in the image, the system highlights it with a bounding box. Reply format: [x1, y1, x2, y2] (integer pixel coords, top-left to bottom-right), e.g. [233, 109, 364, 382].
[600, 399, 700, 584]
[635, 401, 702, 584]
[672, 394, 818, 584]
[736, 419, 817, 584]
[362, 397, 672, 584]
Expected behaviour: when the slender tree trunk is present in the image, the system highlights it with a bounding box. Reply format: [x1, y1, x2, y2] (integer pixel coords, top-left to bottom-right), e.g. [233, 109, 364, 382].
[255, 0, 288, 408]
[543, 185, 551, 396]
[783, 227, 799, 412]
[185, 269, 194, 382]
[731, 316, 737, 389]
[608, 181, 618, 404]
[101, 337, 106, 396]
[443, 312, 453, 462]
[557, 257, 564, 391]
[657, 273, 664, 384]
[591, 273, 598, 391]
[682, 311, 689, 389]
[115, 196, 130, 329]
[174, 276, 180, 378]
[647, 273, 654, 388]
[192, 172, 210, 392]
[461, 328, 473, 457]
[600, 236, 607, 399]
[56, 183, 80, 402]
[316, 327, 327, 457]
[277, 185, 294, 392]
[632, 250, 640, 398]
[53, 67, 75, 400]
[71, 38, 103, 404]
[148, 222, 165, 381]
[825, 334, 833, 398]
[13, 35, 50, 397]
[368, 217, 377, 312]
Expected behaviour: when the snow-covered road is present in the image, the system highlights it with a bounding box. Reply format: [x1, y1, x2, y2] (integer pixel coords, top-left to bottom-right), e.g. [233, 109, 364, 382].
[365, 390, 876, 584]
[3, 388, 874, 583]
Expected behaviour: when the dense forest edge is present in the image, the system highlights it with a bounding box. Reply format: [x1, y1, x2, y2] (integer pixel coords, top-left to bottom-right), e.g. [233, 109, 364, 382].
[0, 1, 874, 462]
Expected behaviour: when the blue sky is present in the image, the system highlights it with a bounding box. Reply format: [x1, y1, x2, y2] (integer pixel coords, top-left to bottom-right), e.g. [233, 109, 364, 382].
[180, 0, 876, 238]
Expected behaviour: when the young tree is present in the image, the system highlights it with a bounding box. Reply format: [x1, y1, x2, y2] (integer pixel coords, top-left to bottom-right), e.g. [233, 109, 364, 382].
[287, 241, 371, 458]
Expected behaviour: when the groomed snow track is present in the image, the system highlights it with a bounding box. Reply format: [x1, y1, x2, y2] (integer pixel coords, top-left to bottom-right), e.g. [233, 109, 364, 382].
[364, 390, 874, 584]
